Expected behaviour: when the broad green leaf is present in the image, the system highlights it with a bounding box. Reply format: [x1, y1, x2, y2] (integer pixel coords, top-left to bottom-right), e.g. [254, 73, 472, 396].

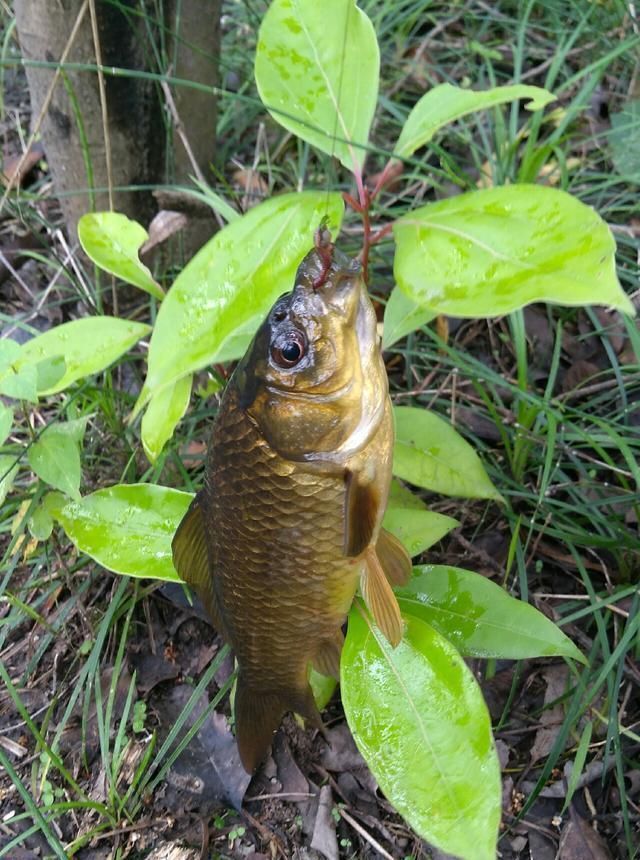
[29, 500, 54, 541]
[17, 317, 151, 395]
[398, 565, 585, 662]
[255, 0, 379, 173]
[49, 483, 193, 581]
[0, 338, 21, 371]
[0, 363, 37, 402]
[394, 83, 555, 160]
[27, 424, 82, 501]
[393, 185, 634, 317]
[393, 406, 502, 500]
[141, 375, 192, 464]
[0, 455, 18, 506]
[35, 356, 66, 391]
[309, 668, 336, 711]
[382, 506, 457, 557]
[382, 286, 436, 349]
[133, 192, 344, 415]
[388, 478, 427, 510]
[0, 403, 13, 446]
[78, 212, 165, 301]
[342, 605, 501, 860]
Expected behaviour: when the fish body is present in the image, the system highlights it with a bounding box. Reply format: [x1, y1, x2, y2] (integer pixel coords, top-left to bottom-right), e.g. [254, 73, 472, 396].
[172, 229, 410, 772]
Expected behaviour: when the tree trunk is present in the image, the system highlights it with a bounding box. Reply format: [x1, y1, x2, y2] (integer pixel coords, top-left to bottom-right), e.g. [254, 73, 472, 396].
[15, 0, 220, 250]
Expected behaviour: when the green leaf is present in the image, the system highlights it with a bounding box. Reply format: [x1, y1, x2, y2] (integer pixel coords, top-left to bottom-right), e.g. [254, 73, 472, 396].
[382, 506, 457, 557]
[0, 403, 13, 446]
[17, 317, 151, 396]
[35, 356, 66, 391]
[382, 286, 436, 349]
[309, 668, 337, 711]
[29, 499, 55, 541]
[0, 363, 37, 402]
[394, 83, 555, 160]
[27, 424, 82, 501]
[342, 605, 501, 860]
[393, 185, 634, 317]
[393, 406, 503, 500]
[141, 374, 192, 463]
[255, 0, 379, 173]
[398, 565, 586, 662]
[133, 192, 344, 415]
[78, 212, 165, 301]
[0, 455, 19, 506]
[388, 478, 427, 510]
[49, 483, 193, 581]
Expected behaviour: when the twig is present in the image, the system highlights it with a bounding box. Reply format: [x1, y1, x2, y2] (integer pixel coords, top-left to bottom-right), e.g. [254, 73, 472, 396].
[338, 806, 395, 860]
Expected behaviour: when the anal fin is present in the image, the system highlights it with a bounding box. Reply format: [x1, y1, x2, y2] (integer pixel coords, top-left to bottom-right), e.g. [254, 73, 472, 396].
[361, 548, 404, 647]
[234, 677, 322, 773]
[171, 493, 223, 633]
[376, 528, 412, 586]
[312, 630, 344, 679]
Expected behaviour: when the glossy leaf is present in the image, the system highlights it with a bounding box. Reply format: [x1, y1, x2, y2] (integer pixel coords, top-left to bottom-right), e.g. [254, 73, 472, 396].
[49, 484, 193, 581]
[382, 286, 435, 349]
[394, 83, 555, 159]
[78, 212, 165, 300]
[342, 605, 501, 860]
[393, 406, 503, 500]
[141, 375, 192, 464]
[255, 0, 379, 173]
[0, 403, 13, 446]
[398, 565, 585, 661]
[393, 185, 634, 317]
[0, 455, 18, 506]
[27, 424, 82, 501]
[133, 192, 343, 415]
[382, 506, 457, 557]
[17, 317, 151, 396]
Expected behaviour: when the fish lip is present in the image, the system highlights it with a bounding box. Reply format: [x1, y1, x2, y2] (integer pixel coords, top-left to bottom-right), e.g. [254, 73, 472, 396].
[263, 377, 354, 402]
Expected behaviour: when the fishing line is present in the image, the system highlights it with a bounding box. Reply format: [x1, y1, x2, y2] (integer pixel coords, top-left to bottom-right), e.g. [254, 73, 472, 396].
[323, 0, 352, 224]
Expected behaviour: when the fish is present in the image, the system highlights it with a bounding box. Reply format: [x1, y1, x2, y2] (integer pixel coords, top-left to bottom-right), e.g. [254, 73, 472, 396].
[172, 223, 411, 773]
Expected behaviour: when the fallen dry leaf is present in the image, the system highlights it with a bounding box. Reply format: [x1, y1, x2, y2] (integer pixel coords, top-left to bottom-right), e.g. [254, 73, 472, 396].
[140, 210, 188, 255]
[530, 665, 569, 763]
[557, 806, 613, 860]
[1, 142, 44, 187]
[310, 784, 339, 860]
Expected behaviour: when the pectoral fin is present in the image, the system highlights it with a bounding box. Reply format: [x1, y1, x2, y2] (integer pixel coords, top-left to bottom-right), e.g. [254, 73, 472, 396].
[376, 528, 412, 586]
[171, 493, 224, 633]
[344, 469, 380, 557]
[361, 548, 404, 647]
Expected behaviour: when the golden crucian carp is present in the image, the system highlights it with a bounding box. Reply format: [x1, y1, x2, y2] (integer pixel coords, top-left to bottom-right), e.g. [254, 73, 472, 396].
[172, 223, 410, 772]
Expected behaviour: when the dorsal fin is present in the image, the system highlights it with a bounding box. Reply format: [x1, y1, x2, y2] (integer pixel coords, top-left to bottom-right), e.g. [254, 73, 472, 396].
[172, 493, 224, 633]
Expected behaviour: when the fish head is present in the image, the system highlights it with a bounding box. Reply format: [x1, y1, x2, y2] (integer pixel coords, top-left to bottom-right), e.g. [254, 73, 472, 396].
[233, 230, 388, 461]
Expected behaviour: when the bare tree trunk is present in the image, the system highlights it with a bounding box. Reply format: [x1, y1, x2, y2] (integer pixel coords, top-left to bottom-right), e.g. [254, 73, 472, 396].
[14, 0, 220, 250]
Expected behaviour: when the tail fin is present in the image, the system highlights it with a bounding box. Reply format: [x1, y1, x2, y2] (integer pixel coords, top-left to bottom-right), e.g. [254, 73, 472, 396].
[234, 676, 322, 773]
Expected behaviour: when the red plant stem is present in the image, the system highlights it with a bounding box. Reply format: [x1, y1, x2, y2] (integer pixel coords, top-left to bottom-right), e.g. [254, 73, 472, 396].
[369, 222, 394, 246]
[360, 194, 371, 284]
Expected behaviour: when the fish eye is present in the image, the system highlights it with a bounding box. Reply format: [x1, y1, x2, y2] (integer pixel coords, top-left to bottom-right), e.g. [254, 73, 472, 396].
[271, 330, 306, 368]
